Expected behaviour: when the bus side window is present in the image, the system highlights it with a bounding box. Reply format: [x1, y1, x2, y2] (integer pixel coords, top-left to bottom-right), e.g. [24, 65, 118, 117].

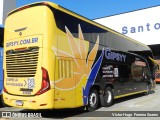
[131, 63, 143, 81]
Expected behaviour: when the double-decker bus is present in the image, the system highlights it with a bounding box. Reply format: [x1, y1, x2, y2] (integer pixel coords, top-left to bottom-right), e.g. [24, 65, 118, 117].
[3, 2, 156, 111]
[0, 27, 3, 96]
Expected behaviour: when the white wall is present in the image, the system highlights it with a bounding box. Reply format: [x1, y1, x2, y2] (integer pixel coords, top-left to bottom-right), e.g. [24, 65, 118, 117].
[94, 6, 160, 45]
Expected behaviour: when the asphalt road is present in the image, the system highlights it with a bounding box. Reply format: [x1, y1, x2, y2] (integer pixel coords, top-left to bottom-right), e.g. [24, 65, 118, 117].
[1, 84, 160, 120]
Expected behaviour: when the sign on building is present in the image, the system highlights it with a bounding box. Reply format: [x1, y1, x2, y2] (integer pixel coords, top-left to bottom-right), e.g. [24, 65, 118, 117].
[94, 6, 160, 45]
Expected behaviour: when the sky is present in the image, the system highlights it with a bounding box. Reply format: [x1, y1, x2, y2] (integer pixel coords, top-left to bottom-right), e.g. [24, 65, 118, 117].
[16, 0, 160, 20]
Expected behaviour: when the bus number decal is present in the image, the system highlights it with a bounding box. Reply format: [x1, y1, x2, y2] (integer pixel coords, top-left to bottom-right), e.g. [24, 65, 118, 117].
[23, 91, 31, 95]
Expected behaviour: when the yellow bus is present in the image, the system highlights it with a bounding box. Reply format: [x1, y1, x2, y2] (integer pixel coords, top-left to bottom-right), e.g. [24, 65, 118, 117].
[3, 2, 156, 111]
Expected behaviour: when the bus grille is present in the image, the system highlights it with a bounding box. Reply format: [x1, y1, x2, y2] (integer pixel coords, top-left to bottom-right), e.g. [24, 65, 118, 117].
[6, 47, 39, 77]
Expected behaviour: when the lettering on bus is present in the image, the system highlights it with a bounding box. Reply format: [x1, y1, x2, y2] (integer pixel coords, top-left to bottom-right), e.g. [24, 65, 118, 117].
[6, 78, 23, 87]
[6, 37, 38, 47]
[102, 65, 114, 78]
[105, 48, 126, 62]
[6, 82, 23, 87]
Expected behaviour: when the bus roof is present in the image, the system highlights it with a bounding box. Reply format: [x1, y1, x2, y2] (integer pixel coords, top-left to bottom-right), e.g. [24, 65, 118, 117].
[8, 1, 150, 49]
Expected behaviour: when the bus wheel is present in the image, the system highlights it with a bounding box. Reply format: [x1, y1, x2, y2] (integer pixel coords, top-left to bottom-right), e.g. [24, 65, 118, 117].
[87, 89, 99, 112]
[104, 87, 114, 107]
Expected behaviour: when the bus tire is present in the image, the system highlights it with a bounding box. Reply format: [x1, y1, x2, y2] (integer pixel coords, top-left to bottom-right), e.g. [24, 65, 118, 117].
[104, 87, 114, 107]
[87, 89, 99, 112]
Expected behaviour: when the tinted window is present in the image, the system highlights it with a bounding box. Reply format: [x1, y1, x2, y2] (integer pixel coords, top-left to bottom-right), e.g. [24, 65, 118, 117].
[52, 8, 152, 58]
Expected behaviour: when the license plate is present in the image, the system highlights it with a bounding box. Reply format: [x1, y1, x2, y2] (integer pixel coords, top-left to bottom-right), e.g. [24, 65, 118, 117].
[15, 100, 23, 106]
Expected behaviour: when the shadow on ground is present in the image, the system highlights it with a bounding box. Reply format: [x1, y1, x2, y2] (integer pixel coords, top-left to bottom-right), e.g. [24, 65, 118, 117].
[18, 90, 155, 119]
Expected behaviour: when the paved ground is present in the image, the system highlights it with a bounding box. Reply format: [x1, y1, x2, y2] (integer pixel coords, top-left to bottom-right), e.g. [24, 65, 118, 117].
[1, 84, 160, 120]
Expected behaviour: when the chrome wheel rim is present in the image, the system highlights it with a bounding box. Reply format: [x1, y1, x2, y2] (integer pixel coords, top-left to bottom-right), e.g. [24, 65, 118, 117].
[105, 91, 112, 103]
[89, 93, 97, 107]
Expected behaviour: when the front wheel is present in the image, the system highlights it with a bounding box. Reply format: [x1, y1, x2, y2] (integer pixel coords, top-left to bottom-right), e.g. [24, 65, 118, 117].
[86, 89, 99, 112]
[104, 87, 114, 107]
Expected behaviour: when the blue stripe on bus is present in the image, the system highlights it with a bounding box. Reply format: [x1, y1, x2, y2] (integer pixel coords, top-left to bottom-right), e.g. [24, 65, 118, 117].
[83, 49, 104, 105]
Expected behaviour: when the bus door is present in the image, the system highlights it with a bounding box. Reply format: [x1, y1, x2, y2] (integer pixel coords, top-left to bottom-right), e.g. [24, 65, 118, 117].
[54, 57, 75, 108]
